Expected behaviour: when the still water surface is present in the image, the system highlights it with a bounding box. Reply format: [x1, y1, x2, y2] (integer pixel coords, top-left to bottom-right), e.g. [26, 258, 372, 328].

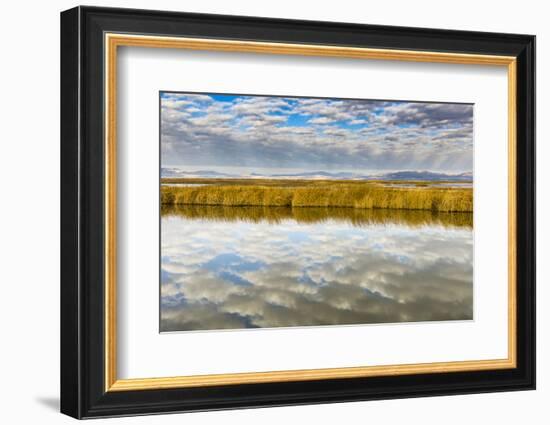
[160, 205, 473, 332]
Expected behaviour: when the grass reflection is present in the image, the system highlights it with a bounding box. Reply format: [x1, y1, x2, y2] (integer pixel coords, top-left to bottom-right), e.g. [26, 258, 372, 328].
[161, 204, 473, 228]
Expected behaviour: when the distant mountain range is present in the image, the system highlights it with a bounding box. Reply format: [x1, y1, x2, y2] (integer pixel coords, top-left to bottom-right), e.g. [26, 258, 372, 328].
[162, 168, 234, 178]
[379, 171, 473, 181]
[161, 167, 473, 181]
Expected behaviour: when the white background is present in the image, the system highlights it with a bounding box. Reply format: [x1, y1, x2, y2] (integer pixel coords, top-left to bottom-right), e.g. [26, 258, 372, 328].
[118, 48, 508, 379]
[0, 0, 546, 424]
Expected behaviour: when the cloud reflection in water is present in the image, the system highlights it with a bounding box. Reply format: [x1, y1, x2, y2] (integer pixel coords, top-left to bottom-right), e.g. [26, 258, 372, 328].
[160, 206, 473, 332]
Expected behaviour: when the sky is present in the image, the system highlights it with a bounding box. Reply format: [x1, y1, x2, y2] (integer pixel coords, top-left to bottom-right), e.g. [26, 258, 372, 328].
[160, 92, 473, 174]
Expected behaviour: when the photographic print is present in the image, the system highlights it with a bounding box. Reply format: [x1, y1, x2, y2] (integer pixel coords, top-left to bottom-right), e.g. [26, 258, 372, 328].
[160, 92, 474, 332]
[61, 9, 535, 416]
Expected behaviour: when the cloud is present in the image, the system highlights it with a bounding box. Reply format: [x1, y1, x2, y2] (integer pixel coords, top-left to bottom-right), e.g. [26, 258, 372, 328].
[160, 92, 473, 172]
[308, 116, 336, 125]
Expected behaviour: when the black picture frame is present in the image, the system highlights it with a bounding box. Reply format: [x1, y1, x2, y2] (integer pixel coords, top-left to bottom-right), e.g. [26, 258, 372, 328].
[61, 5, 535, 419]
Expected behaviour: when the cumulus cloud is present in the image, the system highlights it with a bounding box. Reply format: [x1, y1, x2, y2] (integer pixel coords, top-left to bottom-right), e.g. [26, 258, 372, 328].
[160, 92, 474, 173]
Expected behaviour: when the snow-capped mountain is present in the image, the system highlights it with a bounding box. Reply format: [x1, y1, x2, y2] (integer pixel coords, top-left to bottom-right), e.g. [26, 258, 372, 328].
[161, 167, 473, 181]
[161, 168, 235, 178]
[378, 171, 473, 181]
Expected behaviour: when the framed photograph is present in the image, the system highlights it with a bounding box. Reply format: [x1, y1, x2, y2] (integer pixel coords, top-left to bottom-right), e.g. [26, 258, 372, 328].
[60, 6, 535, 419]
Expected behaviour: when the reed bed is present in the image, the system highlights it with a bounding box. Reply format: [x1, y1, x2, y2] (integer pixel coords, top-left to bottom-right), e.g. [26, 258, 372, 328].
[161, 182, 473, 213]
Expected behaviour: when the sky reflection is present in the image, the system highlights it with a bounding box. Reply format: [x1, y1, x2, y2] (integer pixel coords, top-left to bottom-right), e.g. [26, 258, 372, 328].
[160, 206, 473, 332]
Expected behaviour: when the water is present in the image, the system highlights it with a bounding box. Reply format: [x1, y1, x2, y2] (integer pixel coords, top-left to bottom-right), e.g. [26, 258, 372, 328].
[161, 183, 211, 187]
[160, 205, 473, 332]
[382, 182, 473, 188]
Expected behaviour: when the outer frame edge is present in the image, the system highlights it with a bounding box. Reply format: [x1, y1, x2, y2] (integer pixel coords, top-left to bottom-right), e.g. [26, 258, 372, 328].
[64, 6, 536, 419]
[60, 5, 83, 420]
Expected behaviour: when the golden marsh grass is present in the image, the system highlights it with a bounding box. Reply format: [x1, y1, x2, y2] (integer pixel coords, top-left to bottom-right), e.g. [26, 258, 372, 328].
[161, 179, 473, 213]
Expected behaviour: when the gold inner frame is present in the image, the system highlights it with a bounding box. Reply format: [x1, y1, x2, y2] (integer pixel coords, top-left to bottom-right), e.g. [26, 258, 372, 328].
[104, 33, 517, 392]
